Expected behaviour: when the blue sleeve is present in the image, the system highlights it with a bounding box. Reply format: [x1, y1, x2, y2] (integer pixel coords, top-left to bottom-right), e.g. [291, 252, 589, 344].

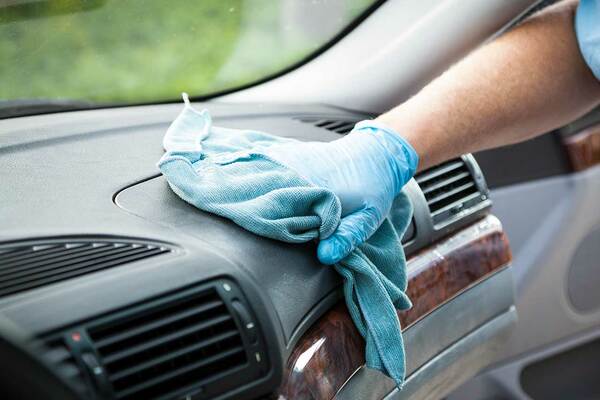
[576, 0, 600, 80]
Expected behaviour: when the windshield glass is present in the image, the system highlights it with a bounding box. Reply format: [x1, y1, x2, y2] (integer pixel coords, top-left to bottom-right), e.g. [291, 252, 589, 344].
[1, 0, 376, 106]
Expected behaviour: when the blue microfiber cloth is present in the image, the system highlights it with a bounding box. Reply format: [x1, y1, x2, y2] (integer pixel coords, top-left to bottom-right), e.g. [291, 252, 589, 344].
[157, 97, 413, 387]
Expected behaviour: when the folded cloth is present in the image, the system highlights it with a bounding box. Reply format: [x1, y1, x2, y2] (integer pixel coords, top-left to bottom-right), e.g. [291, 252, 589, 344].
[157, 94, 413, 387]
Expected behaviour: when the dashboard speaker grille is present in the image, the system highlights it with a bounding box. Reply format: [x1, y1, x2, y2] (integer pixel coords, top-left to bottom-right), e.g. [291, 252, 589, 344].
[415, 158, 484, 226]
[0, 238, 171, 298]
[87, 285, 247, 400]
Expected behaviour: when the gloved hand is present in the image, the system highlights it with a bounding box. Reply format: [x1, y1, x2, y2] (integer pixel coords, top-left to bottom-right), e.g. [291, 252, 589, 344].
[262, 120, 419, 265]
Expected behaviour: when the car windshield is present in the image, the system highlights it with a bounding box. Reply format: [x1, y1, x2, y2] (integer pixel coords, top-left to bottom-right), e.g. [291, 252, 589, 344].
[0, 0, 377, 107]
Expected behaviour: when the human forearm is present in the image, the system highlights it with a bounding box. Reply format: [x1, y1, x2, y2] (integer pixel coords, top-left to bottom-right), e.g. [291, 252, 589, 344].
[377, 0, 600, 171]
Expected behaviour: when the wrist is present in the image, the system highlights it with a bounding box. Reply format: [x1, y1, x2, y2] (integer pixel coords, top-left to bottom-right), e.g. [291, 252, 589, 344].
[354, 120, 420, 186]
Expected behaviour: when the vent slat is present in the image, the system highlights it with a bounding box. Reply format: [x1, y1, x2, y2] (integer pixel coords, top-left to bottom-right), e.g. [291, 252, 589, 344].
[2, 243, 93, 272]
[44, 346, 73, 364]
[415, 160, 464, 185]
[151, 362, 248, 400]
[323, 120, 351, 130]
[315, 120, 337, 128]
[334, 123, 355, 134]
[297, 117, 359, 135]
[421, 171, 471, 195]
[0, 238, 171, 298]
[431, 191, 483, 218]
[425, 182, 476, 207]
[0, 243, 116, 277]
[101, 314, 233, 365]
[0, 246, 32, 259]
[89, 290, 220, 341]
[95, 299, 224, 348]
[0, 246, 164, 290]
[415, 157, 487, 226]
[0, 247, 169, 298]
[109, 329, 240, 382]
[0, 244, 62, 264]
[114, 346, 246, 400]
[151, 361, 247, 400]
[57, 363, 84, 381]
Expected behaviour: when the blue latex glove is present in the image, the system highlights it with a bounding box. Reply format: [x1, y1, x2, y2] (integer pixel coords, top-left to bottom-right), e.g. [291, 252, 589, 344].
[263, 120, 419, 265]
[576, 0, 600, 80]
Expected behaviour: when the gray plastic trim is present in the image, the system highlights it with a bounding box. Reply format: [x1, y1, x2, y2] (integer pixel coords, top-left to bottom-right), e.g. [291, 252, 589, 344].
[447, 324, 600, 400]
[335, 308, 517, 400]
[488, 167, 600, 359]
[400, 179, 431, 256]
[403, 267, 514, 377]
[448, 166, 600, 400]
[567, 225, 600, 313]
[335, 267, 515, 399]
[385, 308, 517, 400]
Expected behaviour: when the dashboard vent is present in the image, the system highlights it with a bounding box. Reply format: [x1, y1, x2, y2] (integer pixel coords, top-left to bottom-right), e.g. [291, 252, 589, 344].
[87, 284, 249, 400]
[415, 158, 486, 226]
[296, 117, 358, 134]
[0, 238, 171, 298]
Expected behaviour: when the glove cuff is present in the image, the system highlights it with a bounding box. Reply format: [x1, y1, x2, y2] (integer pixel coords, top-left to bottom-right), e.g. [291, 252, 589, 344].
[354, 120, 420, 184]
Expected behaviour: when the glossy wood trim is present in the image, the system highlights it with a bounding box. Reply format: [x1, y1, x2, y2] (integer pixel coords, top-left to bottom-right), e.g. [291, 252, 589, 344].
[563, 124, 600, 171]
[399, 217, 512, 327]
[275, 215, 512, 400]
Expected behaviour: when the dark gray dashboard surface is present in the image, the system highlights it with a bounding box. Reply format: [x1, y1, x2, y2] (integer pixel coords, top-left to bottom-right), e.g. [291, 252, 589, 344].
[0, 101, 515, 400]
[114, 173, 338, 344]
[0, 102, 373, 358]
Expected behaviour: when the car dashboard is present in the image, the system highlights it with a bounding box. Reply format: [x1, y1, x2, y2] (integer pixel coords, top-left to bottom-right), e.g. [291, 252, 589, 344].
[0, 102, 514, 400]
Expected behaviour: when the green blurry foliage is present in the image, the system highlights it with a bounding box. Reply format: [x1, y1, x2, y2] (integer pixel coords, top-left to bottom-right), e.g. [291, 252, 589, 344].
[0, 0, 373, 104]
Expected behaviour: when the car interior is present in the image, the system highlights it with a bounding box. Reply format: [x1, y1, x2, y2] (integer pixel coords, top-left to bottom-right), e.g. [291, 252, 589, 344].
[1, 0, 600, 399]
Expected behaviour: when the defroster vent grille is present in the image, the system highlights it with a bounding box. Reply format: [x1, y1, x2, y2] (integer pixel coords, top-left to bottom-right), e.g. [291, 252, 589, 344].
[295, 117, 358, 134]
[415, 157, 486, 226]
[0, 238, 171, 298]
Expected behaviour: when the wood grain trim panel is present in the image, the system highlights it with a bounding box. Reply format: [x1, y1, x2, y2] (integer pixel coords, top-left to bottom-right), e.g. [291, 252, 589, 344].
[275, 215, 512, 400]
[564, 124, 600, 171]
